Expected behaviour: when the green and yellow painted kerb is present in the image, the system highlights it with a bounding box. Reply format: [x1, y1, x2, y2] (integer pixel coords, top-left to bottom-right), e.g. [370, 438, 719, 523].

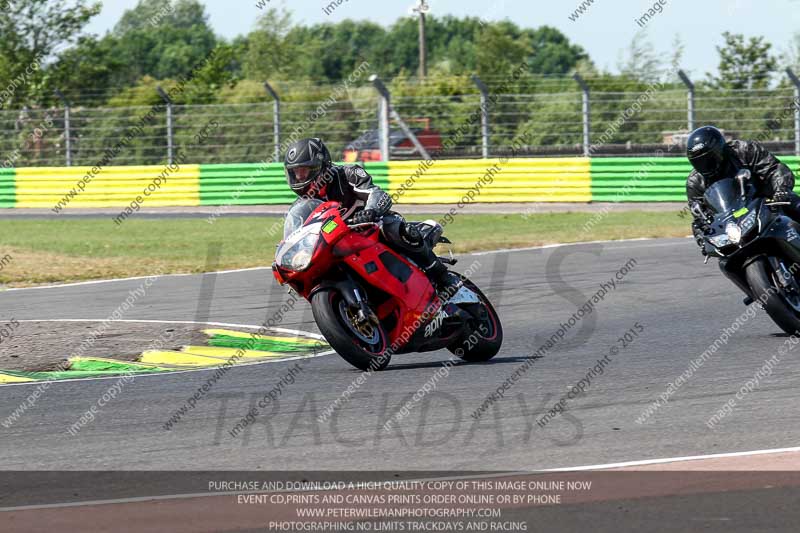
[0, 328, 328, 385]
[2, 156, 799, 208]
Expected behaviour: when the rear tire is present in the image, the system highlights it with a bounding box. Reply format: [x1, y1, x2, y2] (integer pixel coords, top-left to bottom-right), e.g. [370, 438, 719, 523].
[744, 257, 800, 335]
[447, 278, 503, 362]
[311, 289, 391, 371]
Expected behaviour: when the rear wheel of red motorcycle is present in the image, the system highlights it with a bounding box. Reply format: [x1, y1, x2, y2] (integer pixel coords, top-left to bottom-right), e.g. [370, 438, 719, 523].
[447, 279, 503, 362]
[311, 289, 391, 371]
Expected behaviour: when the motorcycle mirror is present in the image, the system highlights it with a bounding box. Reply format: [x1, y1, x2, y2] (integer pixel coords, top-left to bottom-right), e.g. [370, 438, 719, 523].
[735, 169, 751, 198]
[690, 201, 705, 220]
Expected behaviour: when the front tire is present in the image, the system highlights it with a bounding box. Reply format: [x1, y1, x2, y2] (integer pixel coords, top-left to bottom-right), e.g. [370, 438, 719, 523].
[311, 289, 391, 371]
[447, 279, 503, 362]
[744, 257, 800, 335]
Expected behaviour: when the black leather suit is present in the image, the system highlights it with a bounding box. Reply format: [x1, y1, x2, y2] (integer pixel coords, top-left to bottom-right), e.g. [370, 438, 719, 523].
[294, 163, 443, 274]
[687, 140, 800, 237]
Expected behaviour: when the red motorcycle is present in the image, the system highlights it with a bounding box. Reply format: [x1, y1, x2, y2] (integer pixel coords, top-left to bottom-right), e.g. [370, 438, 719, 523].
[272, 199, 503, 371]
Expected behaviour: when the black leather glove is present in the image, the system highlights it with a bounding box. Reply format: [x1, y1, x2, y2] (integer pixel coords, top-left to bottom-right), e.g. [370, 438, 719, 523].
[770, 190, 791, 204]
[692, 222, 707, 255]
[695, 234, 708, 256]
[348, 209, 377, 225]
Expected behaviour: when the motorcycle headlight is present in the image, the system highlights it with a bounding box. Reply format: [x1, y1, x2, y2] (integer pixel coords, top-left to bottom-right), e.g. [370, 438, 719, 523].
[708, 233, 731, 247]
[275, 223, 322, 272]
[725, 222, 742, 244]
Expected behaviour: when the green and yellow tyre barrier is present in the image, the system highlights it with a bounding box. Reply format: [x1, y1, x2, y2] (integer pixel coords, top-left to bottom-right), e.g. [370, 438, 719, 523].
[2, 156, 797, 208]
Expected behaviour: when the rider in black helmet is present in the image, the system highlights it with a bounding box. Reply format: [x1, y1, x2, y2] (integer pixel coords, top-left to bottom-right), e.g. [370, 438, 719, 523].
[284, 137, 459, 292]
[686, 125, 800, 252]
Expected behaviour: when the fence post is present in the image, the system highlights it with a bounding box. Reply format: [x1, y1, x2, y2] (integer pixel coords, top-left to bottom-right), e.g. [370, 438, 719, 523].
[678, 70, 695, 132]
[156, 86, 174, 165]
[264, 82, 281, 162]
[54, 89, 72, 166]
[786, 69, 800, 157]
[369, 75, 431, 161]
[573, 73, 591, 157]
[369, 75, 391, 161]
[471, 74, 490, 158]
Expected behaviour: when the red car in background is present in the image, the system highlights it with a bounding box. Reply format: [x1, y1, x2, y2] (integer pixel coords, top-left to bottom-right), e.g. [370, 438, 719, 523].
[343, 120, 442, 162]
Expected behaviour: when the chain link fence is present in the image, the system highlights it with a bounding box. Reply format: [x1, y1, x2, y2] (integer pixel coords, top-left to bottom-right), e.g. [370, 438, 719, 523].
[2, 74, 800, 168]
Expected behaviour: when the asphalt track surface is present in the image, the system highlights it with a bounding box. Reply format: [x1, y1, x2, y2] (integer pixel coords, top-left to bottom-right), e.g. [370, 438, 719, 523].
[2, 235, 799, 469]
[2, 237, 800, 530]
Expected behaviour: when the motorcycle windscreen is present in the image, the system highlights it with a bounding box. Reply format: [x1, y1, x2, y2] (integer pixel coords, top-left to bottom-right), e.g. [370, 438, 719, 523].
[703, 178, 743, 214]
[283, 198, 324, 238]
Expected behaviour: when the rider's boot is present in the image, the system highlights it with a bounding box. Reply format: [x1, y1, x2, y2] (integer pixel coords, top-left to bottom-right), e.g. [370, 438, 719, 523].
[382, 214, 462, 297]
[424, 259, 462, 298]
[399, 220, 461, 297]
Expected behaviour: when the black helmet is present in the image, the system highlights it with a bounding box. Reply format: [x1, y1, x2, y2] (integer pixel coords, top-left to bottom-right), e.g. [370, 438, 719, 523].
[284, 138, 331, 195]
[686, 126, 729, 179]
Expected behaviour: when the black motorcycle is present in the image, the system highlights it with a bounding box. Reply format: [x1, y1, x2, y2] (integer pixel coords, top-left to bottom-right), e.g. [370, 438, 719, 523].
[697, 169, 800, 334]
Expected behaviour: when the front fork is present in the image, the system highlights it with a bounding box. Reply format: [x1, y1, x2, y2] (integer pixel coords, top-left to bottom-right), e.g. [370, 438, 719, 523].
[325, 274, 378, 326]
[767, 256, 800, 294]
[721, 254, 800, 306]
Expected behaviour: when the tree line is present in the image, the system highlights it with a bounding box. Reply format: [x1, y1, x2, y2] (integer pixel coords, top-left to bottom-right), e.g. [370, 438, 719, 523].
[1, 0, 799, 166]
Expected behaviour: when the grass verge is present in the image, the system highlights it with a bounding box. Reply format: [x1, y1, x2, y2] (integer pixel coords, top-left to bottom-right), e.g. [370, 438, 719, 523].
[0, 210, 690, 286]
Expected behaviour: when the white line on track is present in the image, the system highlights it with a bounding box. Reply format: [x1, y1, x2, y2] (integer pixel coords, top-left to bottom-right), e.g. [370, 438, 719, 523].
[0, 266, 271, 292]
[12, 319, 326, 341]
[0, 319, 331, 389]
[541, 445, 800, 472]
[0, 237, 691, 293]
[1, 446, 798, 512]
[470, 237, 690, 256]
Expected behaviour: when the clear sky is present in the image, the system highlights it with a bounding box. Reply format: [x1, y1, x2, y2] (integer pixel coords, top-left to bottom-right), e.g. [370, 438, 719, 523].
[85, 0, 800, 79]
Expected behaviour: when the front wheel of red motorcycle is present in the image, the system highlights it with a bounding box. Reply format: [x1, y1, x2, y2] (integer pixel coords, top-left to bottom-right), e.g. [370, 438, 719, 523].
[311, 289, 391, 371]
